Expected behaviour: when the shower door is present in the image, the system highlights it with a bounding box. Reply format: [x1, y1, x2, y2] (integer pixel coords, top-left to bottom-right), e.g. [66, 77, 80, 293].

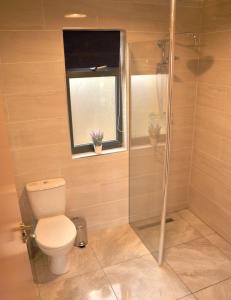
[128, 1, 172, 261]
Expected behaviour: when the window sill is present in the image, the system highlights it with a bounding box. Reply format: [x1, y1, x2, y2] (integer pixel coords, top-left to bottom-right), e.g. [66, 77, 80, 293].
[72, 147, 127, 159]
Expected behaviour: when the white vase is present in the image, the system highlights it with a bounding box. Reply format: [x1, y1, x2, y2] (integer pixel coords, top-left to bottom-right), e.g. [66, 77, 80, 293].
[94, 144, 102, 154]
[149, 136, 158, 147]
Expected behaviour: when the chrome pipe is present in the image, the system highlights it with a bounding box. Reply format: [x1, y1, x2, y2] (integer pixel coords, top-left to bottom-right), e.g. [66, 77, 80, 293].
[158, 0, 176, 266]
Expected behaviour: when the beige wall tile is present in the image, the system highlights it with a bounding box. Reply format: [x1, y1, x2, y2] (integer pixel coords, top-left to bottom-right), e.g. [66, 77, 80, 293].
[2, 62, 65, 95]
[189, 187, 231, 242]
[66, 177, 128, 211]
[191, 167, 231, 215]
[171, 127, 193, 150]
[193, 128, 221, 159]
[15, 168, 62, 197]
[130, 191, 163, 221]
[127, 31, 165, 44]
[130, 147, 165, 177]
[130, 173, 163, 197]
[0, 96, 7, 123]
[61, 152, 128, 189]
[174, 59, 197, 83]
[167, 186, 188, 212]
[168, 168, 190, 190]
[96, 1, 169, 32]
[202, 1, 231, 32]
[0, 0, 44, 29]
[170, 149, 192, 171]
[11, 144, 69, 175]
[66, 199, 128, 229]
[220, 137, 231, 167]
[8, 118, 69, 149]
[5, 92, 67, 121]
[1, 0, 197, 229]
[197, 83, 230, 113]
[192, 150, 231, 190]
[172, 105, 195, 128]
[43, 0, 100, 29]
[176, 6, 202, 33]
[0, 31, 64, 63]
[195, 105, 231, 140]
[199, 59, 231, 86]
[200, 31, 231, 60]
[172, 82, 196, 107]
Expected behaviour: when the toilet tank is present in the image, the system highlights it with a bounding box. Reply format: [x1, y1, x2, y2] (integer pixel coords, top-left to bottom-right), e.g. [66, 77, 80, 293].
[26, 178, 66, 219]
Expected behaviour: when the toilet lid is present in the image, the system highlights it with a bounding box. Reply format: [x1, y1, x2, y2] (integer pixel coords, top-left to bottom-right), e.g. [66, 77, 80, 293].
[35, 215, 76, 249]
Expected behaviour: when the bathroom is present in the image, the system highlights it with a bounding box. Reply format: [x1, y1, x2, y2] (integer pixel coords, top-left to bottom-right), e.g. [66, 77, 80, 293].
[1, 0, 231, 299]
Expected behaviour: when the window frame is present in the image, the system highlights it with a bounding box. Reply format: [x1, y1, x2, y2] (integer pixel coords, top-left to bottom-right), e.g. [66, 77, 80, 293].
[66, 68, 123, 154]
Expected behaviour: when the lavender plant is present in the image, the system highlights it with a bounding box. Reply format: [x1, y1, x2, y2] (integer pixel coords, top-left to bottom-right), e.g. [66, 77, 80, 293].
[148, 123, 161, 138]
[90, 130, 104, 146]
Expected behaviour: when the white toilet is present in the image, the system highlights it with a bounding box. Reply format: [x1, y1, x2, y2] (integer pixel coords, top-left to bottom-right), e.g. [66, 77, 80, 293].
[26, 178, 76, 275]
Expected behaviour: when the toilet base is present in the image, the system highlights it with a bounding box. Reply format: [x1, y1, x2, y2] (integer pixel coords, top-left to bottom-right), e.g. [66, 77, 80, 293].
[49, 254, 70, 275]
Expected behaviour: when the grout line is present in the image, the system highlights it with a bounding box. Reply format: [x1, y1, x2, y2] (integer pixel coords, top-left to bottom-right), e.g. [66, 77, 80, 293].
[164, 260, 192, 298]
[101, 268, 119, 300]
[191, 275, 231, 296]
[165, 251, 231, 296]
[204, 234, 231, 261]
[89, 245, 119, 300]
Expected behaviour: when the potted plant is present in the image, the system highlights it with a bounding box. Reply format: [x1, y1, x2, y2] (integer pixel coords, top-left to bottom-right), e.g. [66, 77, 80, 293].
[90, 130, 104, 154]
[148, 123, 161, 147]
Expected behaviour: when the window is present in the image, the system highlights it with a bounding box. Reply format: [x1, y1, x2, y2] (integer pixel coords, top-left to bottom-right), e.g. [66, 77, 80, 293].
[63, 30, 124, 154]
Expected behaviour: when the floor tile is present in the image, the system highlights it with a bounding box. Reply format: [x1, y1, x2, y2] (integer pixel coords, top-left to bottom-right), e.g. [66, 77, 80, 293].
[90, 224, 149, 267]
[104, 254, 190, 300]
[179, 295, 196, 300]
[39, 270, 117, 300]
[206, 233, 231, 260]
[133, 213, 201, 252]
[165, 238, 231, 292]
[178, 209, 214, 236]
[194, 278, 231, 300]
[33, 245, 101, 284]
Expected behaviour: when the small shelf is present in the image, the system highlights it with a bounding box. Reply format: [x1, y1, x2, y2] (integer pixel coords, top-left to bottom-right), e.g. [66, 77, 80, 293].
[72, 147, 127, 159]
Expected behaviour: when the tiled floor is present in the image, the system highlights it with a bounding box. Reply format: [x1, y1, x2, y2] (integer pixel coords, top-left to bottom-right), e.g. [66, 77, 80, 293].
[33, 209, 231, 300]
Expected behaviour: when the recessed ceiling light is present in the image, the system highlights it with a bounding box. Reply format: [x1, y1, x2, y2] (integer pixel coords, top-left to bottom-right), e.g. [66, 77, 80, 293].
[64, 13, 87, 18]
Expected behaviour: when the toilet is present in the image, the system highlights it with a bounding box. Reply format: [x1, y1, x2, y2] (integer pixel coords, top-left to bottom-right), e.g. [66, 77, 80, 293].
[26, 178, 76, 275]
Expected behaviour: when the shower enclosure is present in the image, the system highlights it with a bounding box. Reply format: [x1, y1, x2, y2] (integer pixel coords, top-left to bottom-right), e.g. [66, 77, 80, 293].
[129, 0, 202, 263]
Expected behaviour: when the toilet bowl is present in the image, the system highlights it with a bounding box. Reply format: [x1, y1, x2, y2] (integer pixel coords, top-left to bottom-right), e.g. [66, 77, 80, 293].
[26, 178, 77, 275]
[35, 215, 76, 274]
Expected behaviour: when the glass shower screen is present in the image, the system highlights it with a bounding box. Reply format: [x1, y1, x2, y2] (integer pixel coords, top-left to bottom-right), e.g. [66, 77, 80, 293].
[128, 1, 172, 262]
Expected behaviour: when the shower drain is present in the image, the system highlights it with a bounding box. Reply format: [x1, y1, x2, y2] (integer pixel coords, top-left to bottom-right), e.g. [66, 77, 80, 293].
[135, 217, 174, 230]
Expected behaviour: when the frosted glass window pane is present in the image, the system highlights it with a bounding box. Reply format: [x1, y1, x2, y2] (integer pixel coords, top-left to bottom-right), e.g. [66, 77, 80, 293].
[69, 76, 117, 145]
[131, 74, 168, 138]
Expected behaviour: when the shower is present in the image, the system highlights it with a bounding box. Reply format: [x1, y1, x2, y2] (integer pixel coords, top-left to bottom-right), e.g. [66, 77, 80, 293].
[156, 32, 200, 74]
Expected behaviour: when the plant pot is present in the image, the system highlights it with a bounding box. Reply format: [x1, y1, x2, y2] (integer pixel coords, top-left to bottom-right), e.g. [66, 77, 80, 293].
[149, 136, 158, 147]
[94, 144, 102, 155]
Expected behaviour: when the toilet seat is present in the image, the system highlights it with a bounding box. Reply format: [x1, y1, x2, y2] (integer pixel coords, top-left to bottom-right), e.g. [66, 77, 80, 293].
[35, 215, 76, 250]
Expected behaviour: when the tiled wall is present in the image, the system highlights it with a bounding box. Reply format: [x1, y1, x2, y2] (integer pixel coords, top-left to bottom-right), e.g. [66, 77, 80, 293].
[0, 0, 133, 229]
[0, 0, 203, 229]
[0, 59, 38, 300]
[189, 0, 231, 241]
[0, 0, 170, 229]
[129, 0, 202, 222]
[168, 1, 202, 214]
